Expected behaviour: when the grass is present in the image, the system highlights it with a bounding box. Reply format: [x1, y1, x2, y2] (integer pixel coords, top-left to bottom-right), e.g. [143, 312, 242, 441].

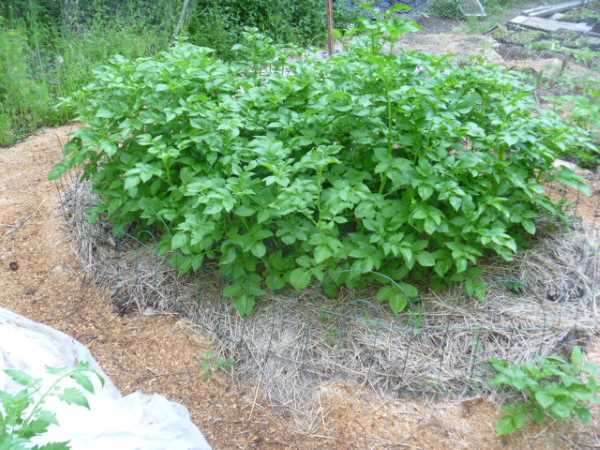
[0, 3, 175, 146]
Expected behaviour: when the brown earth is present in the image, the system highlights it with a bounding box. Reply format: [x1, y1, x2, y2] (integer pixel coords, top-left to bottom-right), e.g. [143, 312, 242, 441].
[1, 125, 599, 449]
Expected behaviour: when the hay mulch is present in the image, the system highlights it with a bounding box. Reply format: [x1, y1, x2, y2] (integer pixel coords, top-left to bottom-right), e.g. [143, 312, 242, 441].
[62, 175, 600, 429]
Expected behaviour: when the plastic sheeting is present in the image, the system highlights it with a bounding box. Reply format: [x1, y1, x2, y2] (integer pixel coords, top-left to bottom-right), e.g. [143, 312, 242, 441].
[0, 307, 211, 450]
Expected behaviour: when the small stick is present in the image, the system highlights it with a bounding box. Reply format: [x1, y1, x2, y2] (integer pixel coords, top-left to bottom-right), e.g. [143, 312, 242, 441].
[326, 0, 334, 57]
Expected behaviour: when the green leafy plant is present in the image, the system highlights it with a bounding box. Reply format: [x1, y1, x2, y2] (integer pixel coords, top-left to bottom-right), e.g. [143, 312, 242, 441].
[0, 362, 103, 450]
[490, 347, 600, 436]
[200, 352, 235, 381]
[50, 13, 594, 316]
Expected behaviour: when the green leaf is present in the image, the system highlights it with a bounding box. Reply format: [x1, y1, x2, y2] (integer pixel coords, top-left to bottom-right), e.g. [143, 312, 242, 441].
[575, 406, 592, 422]
[389, 294, 408, 313]
[314, 246, 333, 264]
[251, 242, 266, 258]
[555, 167, 592, 196]
[449, 196, 462, 211]
[171, 232, 188, 251]
[398, 282, 418, 298]
[234, 295, 256, 317]
[266, 273, 285, 291]
[4, 369, 36, 387]
[289, 268, 312, 290]
[571, 346, 583, 366]
[33, 443, 71, 450]
[100, 141, 117, 157]
[22, 411, 57, 438]
[535, 391, 554, 409]
[465, 277, 487, 300]
[423, 219, 437, 235]
[434, 258, 452, 277]
[70, 372, 95, 394]
[376, 286, 409, 313]
[416, 251, 435, 267]
[550, 402, 571, 419]
[496, 416, 516, 436]
[96, 108, 114, 119]
[235, 205, 255, 217]
[59, 388, 90, 409]
[418, 185, 433, 201]
[522, 220, 536, 235]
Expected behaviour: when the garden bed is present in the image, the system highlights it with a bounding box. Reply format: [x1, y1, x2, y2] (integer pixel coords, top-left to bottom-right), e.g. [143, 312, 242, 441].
[61, 177, 600, 427]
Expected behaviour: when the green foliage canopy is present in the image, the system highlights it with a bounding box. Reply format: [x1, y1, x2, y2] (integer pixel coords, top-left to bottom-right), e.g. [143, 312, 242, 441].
[50, 24, 595, 316]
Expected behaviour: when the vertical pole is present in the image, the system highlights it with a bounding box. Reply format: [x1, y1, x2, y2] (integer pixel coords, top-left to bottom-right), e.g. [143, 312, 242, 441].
[326, 0, 334, 56]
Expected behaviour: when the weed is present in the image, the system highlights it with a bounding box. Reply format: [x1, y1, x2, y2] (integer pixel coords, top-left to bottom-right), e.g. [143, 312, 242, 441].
[201, 353, 235, 381]
[502, 278, 525, 294]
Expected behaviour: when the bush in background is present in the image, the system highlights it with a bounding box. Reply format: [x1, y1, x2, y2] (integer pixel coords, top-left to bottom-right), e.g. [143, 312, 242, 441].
[0, 0, 358, 145]
[188, 0, 357, 59]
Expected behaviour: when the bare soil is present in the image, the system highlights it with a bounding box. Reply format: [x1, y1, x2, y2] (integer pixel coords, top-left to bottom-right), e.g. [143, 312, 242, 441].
[1, 126, 600, 449]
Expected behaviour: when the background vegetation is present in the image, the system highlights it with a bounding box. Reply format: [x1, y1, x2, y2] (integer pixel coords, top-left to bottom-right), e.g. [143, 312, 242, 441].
[0, 0, 356, 145]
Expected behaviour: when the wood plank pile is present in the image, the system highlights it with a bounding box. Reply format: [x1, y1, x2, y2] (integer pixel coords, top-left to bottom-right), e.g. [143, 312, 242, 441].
[508, 0, 597, 35]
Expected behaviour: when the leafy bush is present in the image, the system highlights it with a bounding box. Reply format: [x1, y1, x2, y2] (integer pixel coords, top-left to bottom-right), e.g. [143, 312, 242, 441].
[0, 362, 103, 450]
[428, 0, 462, 19]
[491, 347, 600, 436]
[50, 16, 593, 316]
[188, 0, 357, 58]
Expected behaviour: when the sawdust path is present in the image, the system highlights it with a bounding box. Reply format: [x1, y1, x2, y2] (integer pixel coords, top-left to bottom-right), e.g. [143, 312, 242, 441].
[1, 125, 599, 449]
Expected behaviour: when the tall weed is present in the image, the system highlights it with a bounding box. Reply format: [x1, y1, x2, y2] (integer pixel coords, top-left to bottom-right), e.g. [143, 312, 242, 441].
[0, 19, 50, 145]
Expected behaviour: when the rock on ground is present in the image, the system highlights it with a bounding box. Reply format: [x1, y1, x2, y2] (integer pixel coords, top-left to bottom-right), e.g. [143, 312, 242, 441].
[0, 307, 211, 450]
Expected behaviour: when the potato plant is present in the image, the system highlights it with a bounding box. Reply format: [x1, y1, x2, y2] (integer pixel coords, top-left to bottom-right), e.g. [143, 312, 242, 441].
[50, 18, 594, 316]
[491, 347, 600, 436]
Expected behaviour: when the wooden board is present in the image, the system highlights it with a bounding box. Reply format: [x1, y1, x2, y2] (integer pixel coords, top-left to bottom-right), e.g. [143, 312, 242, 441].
[522, 0, 584, 16]
[529, 0, 585, 16]
[510, 15, 593, 32]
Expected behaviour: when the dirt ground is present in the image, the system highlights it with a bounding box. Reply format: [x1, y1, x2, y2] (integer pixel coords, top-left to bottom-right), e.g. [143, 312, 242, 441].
[0, 123, 599, 449]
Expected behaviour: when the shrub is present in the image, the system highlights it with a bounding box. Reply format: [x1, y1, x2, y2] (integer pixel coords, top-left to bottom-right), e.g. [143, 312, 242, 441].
[428, 0, 462, 19]
[188, 0, 358, 58]
[491, 347, 600, 435]
[50, 16, 593, 316]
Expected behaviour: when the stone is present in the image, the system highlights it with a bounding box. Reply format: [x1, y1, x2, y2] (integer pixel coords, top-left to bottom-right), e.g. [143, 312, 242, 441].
[0, 307, 211, 450]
